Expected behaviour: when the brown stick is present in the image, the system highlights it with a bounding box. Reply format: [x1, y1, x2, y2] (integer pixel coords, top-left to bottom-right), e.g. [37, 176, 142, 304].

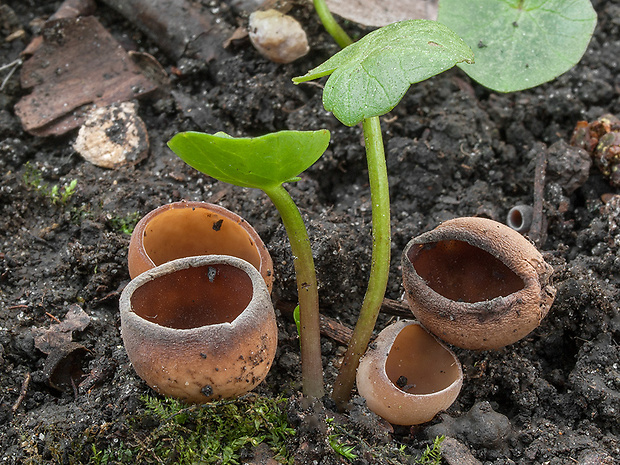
[278, 297, 411, 345]
[380, 297, 412, 318]
[529, 143, 548, 247]
[319, 314, 353, 345]
[99, 0, 231, 62]
[11, 372, 31, 414]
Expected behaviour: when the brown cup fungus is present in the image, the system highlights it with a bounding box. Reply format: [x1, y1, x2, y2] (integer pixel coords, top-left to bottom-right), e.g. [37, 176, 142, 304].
[119, 255, 278, 403]
[356, 320, 463, 425]
[402, 217, 556, 350]
[128, 201, 274, 292]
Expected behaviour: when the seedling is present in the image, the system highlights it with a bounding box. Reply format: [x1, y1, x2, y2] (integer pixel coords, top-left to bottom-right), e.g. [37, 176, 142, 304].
[168, 130, 330, 399]
[23, 162, 78, 205]
[437, 0, 596, 92]
[328, 434, 357, 460]
[293, 19, 474, 406]
[50, 179, 78, 205]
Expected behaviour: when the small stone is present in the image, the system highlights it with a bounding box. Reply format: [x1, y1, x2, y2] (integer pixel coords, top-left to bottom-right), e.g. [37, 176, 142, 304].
[441, 437, 482, 465]
[248, 9, 309, 64]
[73, 101, 149, 169]
[426, 401, 512, 449]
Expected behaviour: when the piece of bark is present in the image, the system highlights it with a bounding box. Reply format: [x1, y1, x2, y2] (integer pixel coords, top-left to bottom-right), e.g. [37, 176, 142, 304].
[381, 297, 412, 318]
[99, 0, 232, 63]
[277, 299, 353, 344]
[22, 0, 97, 56]
[14, 16, 160, 136]
[277, 298, 412, 345]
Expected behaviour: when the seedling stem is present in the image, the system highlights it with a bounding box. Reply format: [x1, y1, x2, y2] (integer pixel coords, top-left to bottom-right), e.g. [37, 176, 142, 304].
[294, 19, 474, 405]
[168, 130, 330, 399]
[312, 0, 353, 48]
[331, 116, 390, 407]
[264, 184, 325, 398]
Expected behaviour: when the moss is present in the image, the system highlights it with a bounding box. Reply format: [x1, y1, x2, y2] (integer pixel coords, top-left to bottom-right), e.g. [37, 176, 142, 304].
[107, 211, 140, 235]
[90, 394, 295, 464]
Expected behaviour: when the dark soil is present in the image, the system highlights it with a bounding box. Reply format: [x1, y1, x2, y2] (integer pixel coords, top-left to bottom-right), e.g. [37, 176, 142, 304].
[1, 0, 619, 464]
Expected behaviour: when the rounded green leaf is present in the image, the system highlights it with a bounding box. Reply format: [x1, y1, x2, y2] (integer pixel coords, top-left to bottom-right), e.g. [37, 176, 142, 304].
[167, 130, 330, 190]
[437, 0, 597, 93]
[293, 20, 474, 127]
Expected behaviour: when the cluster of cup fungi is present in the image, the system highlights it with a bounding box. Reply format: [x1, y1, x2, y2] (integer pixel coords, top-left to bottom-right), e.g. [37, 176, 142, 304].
[120, 202, 556, 425]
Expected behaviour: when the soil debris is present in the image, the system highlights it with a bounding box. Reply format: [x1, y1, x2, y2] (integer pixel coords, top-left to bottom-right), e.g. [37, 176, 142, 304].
[31, 303, 90, 354]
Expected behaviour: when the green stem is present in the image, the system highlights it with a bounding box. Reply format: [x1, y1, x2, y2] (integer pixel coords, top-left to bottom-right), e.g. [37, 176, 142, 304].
[264, 184, 325, 399]
[331, 116, 390, 408]
[313, 0, 353, 48]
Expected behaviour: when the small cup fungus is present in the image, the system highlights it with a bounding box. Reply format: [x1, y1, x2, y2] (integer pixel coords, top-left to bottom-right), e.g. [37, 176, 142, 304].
[356, 320, 463, 425]
[128, 201, 274, 292]
[506, 205, 534, 234]
[119, 255, 277, 403]
[402, 217, 556, 350]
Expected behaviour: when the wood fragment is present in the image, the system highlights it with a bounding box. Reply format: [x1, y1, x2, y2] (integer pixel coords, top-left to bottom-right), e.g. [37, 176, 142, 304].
[326, 0, 438, 27]
[380, 297, 412, 318]
[22, 0, 97, 56]
[99, 0, 232, 62]
[15, 16, 160, 136]
[441, 437, 483, 465]
[11, 372, 31, 414]
[529, 143, 548, 247]
[51, 0, 96, 20]
[278, 297, 411, 345]
[319, 314, 353, 345]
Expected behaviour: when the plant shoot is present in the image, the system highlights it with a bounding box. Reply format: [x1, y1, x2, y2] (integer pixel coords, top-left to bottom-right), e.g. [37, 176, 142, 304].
[294, 19, 473, 407]
[168, 130, 330, 399]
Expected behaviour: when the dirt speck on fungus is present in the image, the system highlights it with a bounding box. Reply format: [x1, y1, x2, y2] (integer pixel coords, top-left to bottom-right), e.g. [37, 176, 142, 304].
[1, 0, 619, 463]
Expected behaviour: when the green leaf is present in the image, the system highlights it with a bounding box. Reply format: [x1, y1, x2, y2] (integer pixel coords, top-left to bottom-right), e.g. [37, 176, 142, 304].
[293, 20, 473, 126]
[167, 130, 330, 190]
[437, 0, 597, 93]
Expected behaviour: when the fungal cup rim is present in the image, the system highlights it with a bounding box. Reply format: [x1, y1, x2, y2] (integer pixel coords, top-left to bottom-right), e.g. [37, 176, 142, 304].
[120, 254, 266, 333]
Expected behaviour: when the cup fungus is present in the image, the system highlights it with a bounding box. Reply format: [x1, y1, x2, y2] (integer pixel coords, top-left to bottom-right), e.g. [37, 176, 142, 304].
[402, 217, 556, 350]
[506, 205, 533, 234]
[119, 255, 278, 403]
[356, 320, 463, 426]
[128, 201, 274, 292]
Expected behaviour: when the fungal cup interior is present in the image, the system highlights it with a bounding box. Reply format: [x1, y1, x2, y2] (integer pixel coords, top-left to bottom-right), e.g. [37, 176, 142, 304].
[385, 324, 460, 394]
[142, 207, 262, 271]
[130, 263, 253, 329]
[408, 240, 524, 303]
